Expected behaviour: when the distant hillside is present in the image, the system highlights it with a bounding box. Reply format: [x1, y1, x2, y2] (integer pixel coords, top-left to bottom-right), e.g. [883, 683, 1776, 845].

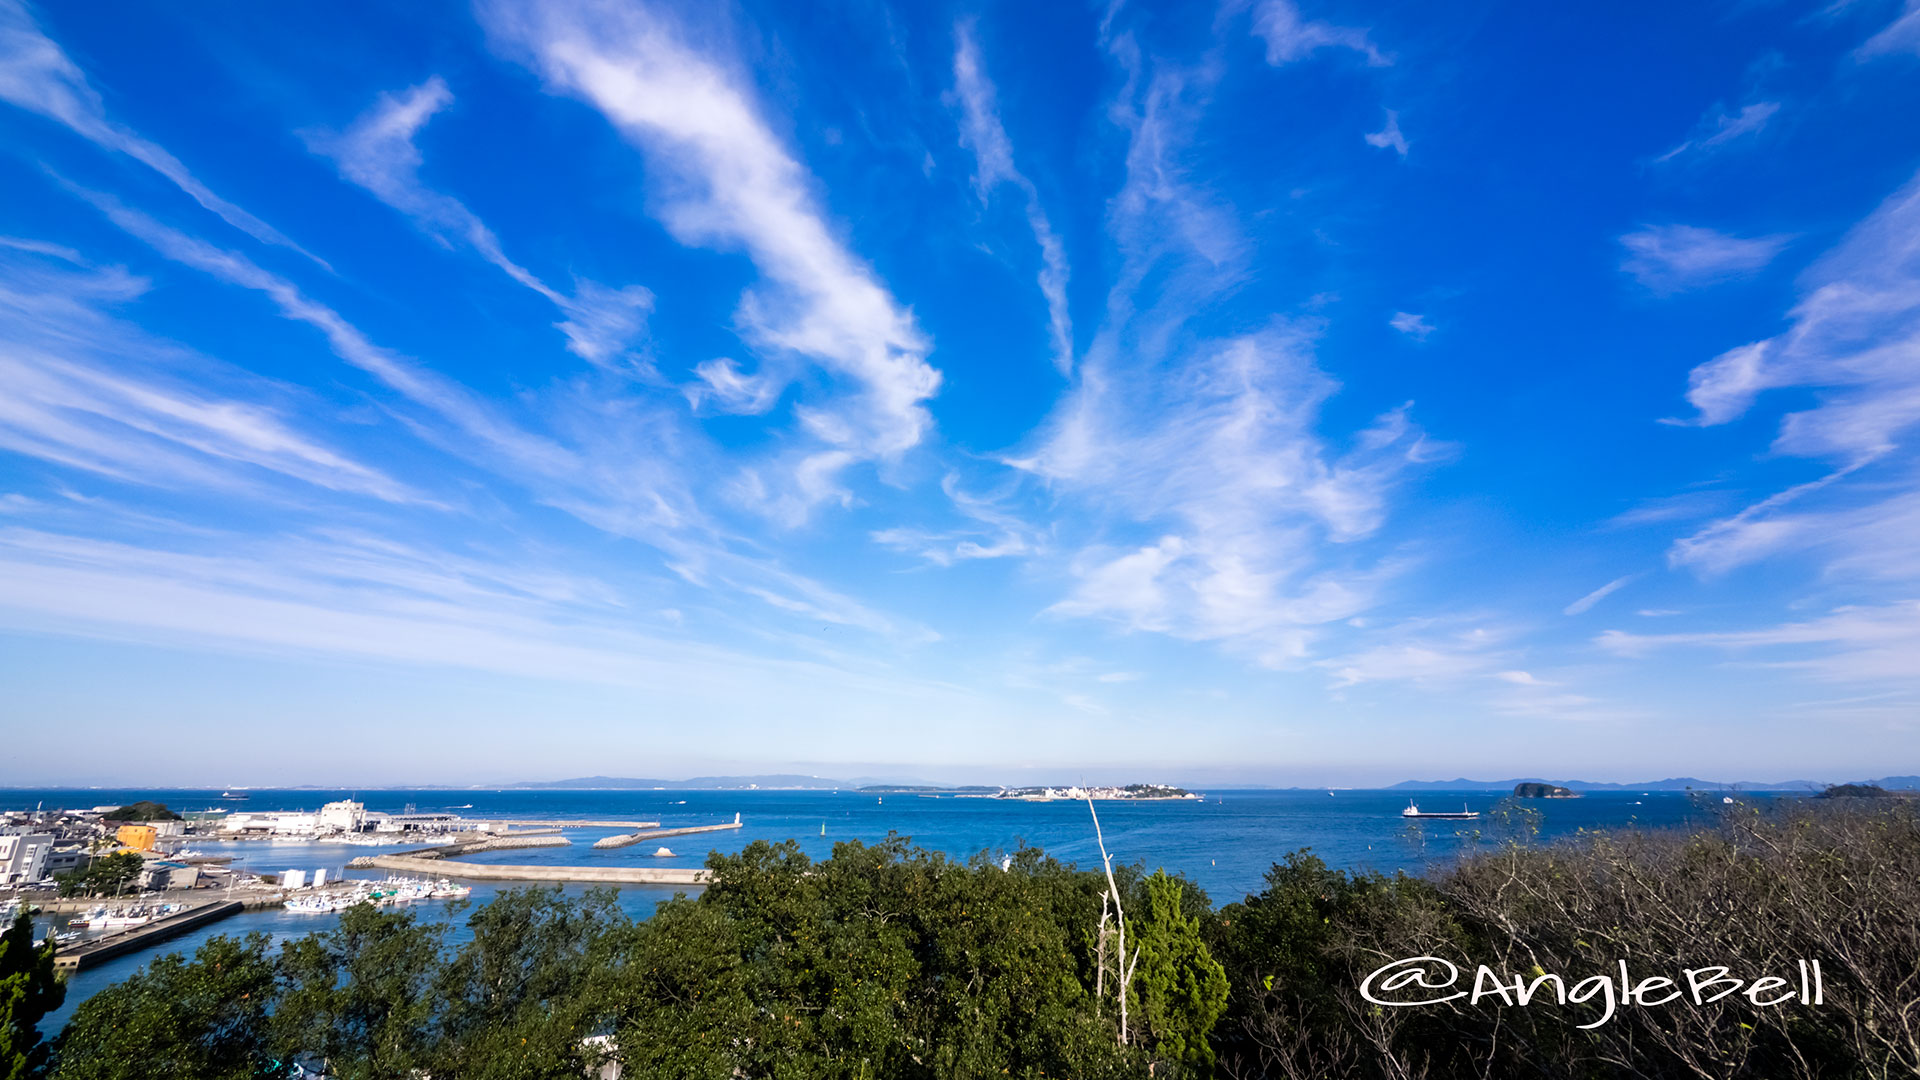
[1390, 775, 1917, 792]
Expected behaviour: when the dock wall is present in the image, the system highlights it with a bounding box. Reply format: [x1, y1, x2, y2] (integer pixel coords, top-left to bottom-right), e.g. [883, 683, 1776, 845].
[350, 854, 709, 886]
[55, 901, 245, 971]
[591, 820, 744, 850]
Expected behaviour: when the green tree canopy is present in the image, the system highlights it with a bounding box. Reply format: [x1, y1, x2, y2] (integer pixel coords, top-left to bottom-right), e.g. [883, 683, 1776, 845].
[100, 802, 179, 822]
[1126, 871, 1228, 1074]
[50, 934, 278, 1080]
[0, 912, 66, 1080]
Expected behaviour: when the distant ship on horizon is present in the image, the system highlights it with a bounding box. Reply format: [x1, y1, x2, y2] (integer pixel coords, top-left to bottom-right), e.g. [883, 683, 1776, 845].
[220, 790, 250, 800]
[1401, 801, 1478, 820]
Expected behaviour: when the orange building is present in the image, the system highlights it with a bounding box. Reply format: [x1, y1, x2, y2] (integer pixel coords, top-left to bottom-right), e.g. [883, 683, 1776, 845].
[114, 824, 157, 852]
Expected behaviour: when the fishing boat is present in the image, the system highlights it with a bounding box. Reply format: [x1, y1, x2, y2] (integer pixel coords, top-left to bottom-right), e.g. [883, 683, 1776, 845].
[220, 791, 250, 800]
[1401, 801, 1479, 820]
[650, 847, 675, 857]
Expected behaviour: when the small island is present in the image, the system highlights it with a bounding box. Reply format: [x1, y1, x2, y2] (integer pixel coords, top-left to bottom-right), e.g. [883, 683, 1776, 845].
[1816, 783, 1913, 799]
[994, 783, 1197, 801]
[1512, 782, 1579, 799]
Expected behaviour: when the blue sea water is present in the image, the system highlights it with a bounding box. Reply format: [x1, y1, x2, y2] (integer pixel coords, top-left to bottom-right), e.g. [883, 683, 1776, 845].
[3, 785, 1792, 1033]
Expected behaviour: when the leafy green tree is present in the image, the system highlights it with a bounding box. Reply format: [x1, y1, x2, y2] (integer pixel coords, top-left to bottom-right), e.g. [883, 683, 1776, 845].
[49, 934, 279, 1080]
[99, 802, 179, 822]
[602, 894, 753, 1080]
[54, 854, 143, 899]
[1, 911, 65, 1080]
[1125, 872, 1227, 1074]
[272, 903, 443, 1080]
[430, 886, 627, 1080]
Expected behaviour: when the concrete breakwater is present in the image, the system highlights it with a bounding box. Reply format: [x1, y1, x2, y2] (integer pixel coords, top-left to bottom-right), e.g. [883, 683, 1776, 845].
[348, 833, 569, 868]
[54, 901, 244, 971]
[591, 817, 744, 850]
[349, 854, 709, 886]
[466, 819, 659, 829]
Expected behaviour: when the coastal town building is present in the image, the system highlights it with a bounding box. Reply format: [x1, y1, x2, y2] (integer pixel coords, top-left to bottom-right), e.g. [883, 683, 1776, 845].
[115, 824, 158, 851]
[138, 858, 200, 890]
[0, 829, 54, 884]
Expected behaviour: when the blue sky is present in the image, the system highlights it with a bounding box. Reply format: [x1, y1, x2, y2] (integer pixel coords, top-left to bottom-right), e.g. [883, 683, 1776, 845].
[2, 0, 1918, 786]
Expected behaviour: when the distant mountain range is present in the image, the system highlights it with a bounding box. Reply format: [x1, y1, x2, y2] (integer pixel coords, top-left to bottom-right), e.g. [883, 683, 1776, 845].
[1386, 776, 1920, 792]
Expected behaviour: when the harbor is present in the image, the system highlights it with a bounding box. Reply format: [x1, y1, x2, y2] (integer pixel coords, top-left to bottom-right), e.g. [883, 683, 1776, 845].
[6, 783, 1742, 1039]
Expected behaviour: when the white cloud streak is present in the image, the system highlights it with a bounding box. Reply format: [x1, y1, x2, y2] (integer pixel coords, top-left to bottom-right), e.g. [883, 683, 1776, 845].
[1598, 602, 1920, 684]
[1856, 0, 1920, 58]
[0, 0, 322, 264]
[1669, 169, 1920, 577]
[1564, 575, 1633, 615]
[1388, 311, 1432, 339]
[1250, 0, 1388, 66]
[1364, 110, 1407, 157]
[953, 21, 1074, 375]
[1655, 100, 1780, 163]
[478, 0, 941, 523]
[1619, 224, 1789, 295]
[0, 246, 417, 503]
[309, 77, 654, 370]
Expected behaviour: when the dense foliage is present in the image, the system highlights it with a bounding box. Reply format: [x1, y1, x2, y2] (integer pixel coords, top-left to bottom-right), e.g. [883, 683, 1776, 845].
[27, 800, 1920, 1080]
[0, 913, 64, 1080]
[99, 802, 179, 822]
[53, 854, 144, 899]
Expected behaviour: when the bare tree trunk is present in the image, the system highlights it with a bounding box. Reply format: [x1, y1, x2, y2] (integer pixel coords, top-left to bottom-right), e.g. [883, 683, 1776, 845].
[1087, 794, 1134, 1045]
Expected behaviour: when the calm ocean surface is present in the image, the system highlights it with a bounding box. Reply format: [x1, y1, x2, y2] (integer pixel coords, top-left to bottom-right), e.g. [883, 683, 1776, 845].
[5, 785, 1799, 1033]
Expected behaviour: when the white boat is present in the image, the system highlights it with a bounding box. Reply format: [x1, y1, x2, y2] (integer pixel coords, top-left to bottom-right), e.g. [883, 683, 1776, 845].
[651, 846, 676, 857]
[284, 896, 352, 914]
[1401, 801, 1480, 820]
[1722, 796, 1735, 804]
[88, 908, 154, 930]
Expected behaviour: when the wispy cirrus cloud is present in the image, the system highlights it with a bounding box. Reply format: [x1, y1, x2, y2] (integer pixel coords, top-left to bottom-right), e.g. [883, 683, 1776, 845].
[1249, 0, 1388, 67]
[0, 0, 322, 264]
[1564, 575, 1634, 616]
[1856, 0, 1920, 59]
[1619, 224, 1790, 294]
[0, 245, 418, 503]
[1662, 169, 1920, 585]
[62, 178, 944, 646]
[1655, 100, 1780, 163]
[1388, 311, 1432, 339]
[477, 0, 942, 524]
[953, 21, 1073, 375]
[1599, 602, 1920, 685]
[0, 524, 935, 700]
[65, 181, 585, 483]
[1008, 19, 1441, 669]
[308, 76, 654, 372]
[1364, 110, 1407, 157]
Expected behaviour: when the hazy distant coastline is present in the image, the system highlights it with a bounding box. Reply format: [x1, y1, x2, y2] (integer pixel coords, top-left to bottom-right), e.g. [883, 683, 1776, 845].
[9, 773, 1916, 793]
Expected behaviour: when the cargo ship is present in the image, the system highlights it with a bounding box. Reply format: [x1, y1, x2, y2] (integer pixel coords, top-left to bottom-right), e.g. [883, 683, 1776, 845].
[1401, 801, 1479, 819]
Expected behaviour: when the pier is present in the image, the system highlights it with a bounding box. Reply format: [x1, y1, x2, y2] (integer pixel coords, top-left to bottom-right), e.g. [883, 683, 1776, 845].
[348, 854, 709, 886]
[347, 833, 570, 869]
[591, 817, 744, 850]
[54, 901, 244, 971]
[467, 819, 660, 829]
